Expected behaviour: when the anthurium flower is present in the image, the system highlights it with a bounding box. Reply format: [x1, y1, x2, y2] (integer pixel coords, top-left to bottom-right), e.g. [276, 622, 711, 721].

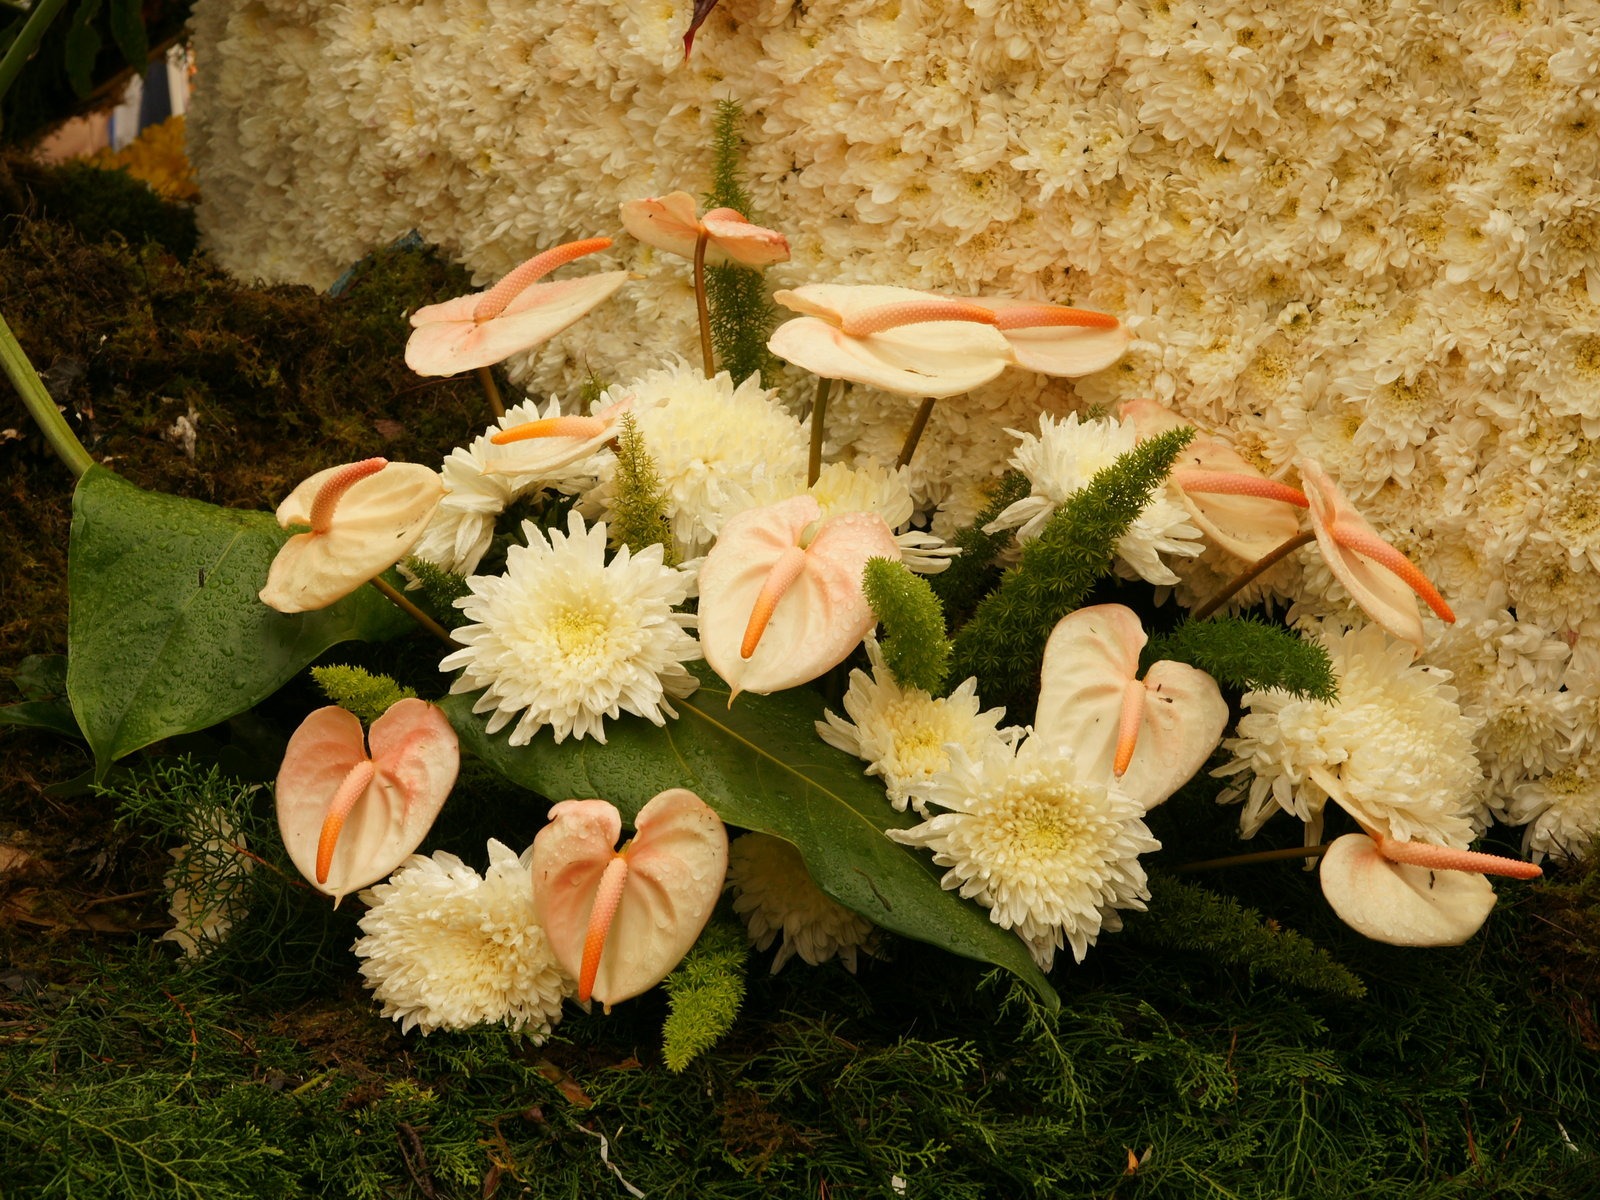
[1033, 604, 1229, 811]
[405, 238, 628, 376]
[1120, 398, 1307, 561]
[769, 284, 1013, 399]
[276, 699, 459, 904]
[481, 396, 632, 477]
[1318, 832, 1540, 947]
[1298, 457, 1455, 649]
[698, 494, 903, 697]
[619, 191, 790, 267]
[965, 296, 1130, 378]
[531, 789, 728, 1010]
[259, 457, 444, 613]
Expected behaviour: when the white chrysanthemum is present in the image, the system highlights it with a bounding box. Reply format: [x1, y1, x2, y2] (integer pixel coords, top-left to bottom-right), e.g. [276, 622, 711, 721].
[354, 840, 571, 1036]
[984, 413, 1203, 585]
[161, 812, 254, 959]
[584, 361, 807, 559]
[1504, 747, 1600, 863]
[726, 834, 876, 973]
[411, 396, 608, 577]
[1216, 624, 1487, 847]
[887, 739, 1158, 969]
[442, 510, 699, 745]
[816, 637, 1021, 814]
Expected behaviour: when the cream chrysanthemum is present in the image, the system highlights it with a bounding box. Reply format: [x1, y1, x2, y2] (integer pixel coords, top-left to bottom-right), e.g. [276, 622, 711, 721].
[726, 834, 876, 973]
[816, 637, 1021, 814]
[584, 361, 808, 559]
[1215, 624, 1486, 847]
[354, 840, 571, 1036]
[442, 510, 699, 745]
[984, 413, 1203, 585]
[1504, 747, 1600, 863]
[887, 739, 1158, 969]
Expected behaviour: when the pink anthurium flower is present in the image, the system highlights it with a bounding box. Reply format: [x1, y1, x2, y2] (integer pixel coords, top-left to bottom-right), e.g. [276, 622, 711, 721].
[1298, 457, 1455, 650]
[259, 457, 444, 613]
[405, 238, 629, 377]
[769, 284, 1013, 399]
[531, 789, 728, 1011]
[619, 192, 790, 267]
[1033, 604, 1229, 811]
[698, 494, 903, 698]
[966, 296, 1130, 378]
[1318, 831, 1540, 947]
[276, 699, 459, 904]
[481, 397, 633, 477]
[1120, 398, 1308, 561]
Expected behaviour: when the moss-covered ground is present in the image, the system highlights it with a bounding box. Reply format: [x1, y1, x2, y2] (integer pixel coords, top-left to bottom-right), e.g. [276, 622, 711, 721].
[2, 160, 1598, 1200]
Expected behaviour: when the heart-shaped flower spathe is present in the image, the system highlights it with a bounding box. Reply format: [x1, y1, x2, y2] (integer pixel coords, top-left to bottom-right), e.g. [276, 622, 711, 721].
[1033, 604, 1228, 811]
[1299, 457, 1454, 650]
[405, 237, 628, 377]
[965, 295, 1129, 378]
[620, 191, 790, 267]
[1317, 832, 1539, 947]
[531, 789, 728, 1010]
[276, 699, 459, 904]
[698, 494, 903, 698]
[259, 457, 444, 613]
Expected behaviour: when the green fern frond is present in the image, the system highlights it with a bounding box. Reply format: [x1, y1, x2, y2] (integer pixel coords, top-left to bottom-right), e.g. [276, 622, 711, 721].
[662, 916, 749, 1073]
[608, 413, 677, 566]
[949, 427, 1193, 700]
[1146, 616, 1338, 702]
[863, 557, 951, 695]
[705, 99, 777, 385]
[310, 665, 416, 724]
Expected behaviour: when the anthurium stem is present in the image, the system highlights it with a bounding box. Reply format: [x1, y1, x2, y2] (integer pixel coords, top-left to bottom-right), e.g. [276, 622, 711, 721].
[0, 0, 70, 111]
[807, 375, 832, 486]
[693, 230, 714, 377]
[368, 575, 458, 648]
[0, 311, 94, 479]
[897, 397, 937, 468]
[1174, 843, 1332, 872]
[474, 366, 505, 420]
[1190, 529, 1316, 620]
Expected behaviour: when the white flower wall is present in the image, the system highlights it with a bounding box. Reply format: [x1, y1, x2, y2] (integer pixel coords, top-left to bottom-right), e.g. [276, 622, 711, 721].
[189, 0, 1600, 855]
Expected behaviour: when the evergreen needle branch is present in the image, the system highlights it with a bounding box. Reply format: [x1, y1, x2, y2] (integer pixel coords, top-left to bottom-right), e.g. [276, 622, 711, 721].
[0, 0, 69, 110]
[1, 310, 94, 479]
[1174, 844, 1333, 872]
[474, 366, 505, 419]
[369, 576, 458, 648]
[1191, 529, 1315, 620]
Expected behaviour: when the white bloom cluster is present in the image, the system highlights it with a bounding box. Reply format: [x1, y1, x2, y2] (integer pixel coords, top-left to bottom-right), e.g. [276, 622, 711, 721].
[726, 833, 877, 972]
[191, 0, 1600, 852]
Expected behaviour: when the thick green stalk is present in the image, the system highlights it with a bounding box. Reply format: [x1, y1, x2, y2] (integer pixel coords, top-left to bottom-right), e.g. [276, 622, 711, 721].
[0, 0, 70, 111]
[1, 311, 94, 479]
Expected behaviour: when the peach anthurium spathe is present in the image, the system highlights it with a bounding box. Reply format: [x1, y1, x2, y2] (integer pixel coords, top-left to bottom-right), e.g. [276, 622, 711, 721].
[259, 457, 444, 613]
[481, 396, 633, 477]
[1298, 457, 1455, 650]
[405, 238, 628, 377]
[966, 296, 1130, 378]
[1033, 604, 1229, 811]
[769, 284, 1013, 399]
[1318, 832, 1540, 947]
[698, 495, 903, 698]
[619, 191, 790, 267]
[1120, 399, 1307, 562]
[276, 700, 459, 904]
[531, 789, 728, 1011]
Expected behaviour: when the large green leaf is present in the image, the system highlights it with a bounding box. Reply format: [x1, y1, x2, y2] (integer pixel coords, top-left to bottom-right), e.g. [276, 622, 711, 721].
[67, 467, 410, 775]
[442, 666, 1059, 1007]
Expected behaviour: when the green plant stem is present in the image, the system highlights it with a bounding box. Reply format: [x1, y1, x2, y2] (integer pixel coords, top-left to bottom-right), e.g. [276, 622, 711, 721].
[0, 0, 69, 110]
[0, 311, 94, 479]
[693, 231, 714, 377]
[1174, 844, 1332, 872]
[897, 397, 937, 468]
[474, 366, 505, 420]
[368, 576, 457, 648]
[1190, 529, 1316, 620]
[807, 375, 832, 486]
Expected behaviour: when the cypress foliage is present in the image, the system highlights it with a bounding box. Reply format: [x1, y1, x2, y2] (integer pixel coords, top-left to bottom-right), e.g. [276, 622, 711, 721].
[705, 100, 778, 384]
[1147, 616, 1338, 702]
[310, 665, 416, 723]
[863, 557, 952, 695]
[661, 917, 749, 1072]
[607, 413, 678, 565]
[949, 428, 1193, 701]
[928, 469, 1029, 620]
